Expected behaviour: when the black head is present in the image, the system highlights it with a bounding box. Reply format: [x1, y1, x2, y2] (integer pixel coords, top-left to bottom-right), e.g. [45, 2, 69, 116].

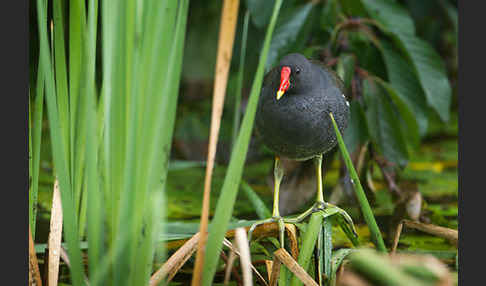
[276, 53, 314, 99]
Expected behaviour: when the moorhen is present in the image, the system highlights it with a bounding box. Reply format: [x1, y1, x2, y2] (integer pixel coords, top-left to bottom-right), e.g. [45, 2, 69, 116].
[249, 53, 350, 246]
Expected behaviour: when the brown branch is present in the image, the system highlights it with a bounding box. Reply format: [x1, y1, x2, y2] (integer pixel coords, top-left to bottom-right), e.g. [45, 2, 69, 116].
[150, 232, 201, 286]
[391, 219, 458, 256]
[403, 220, 458, 246]
[274, 248, 318, 286]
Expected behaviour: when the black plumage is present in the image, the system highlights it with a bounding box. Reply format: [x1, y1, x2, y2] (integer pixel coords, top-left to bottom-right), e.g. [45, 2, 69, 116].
[256, 53, 350, 160]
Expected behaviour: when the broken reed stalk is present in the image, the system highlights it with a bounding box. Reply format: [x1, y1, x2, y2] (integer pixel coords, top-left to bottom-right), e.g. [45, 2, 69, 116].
[274, 248, 318, 286]
[391, 222, 404, 255]
[269, 259, 282, 286]
[29, 226, 42, 286]
[192, 0, 240, 285]
[150, 232, 201, 286]
[223, 238, 269, 286]
[48, 179, 63, 286]
[403, 220, 458, 245]
[223, 249, 239, 286]
[391, 219, 458, 255]
[285, 223, 300, 259]
[264, 260, 273, 281]
[235, 228, 253, 286]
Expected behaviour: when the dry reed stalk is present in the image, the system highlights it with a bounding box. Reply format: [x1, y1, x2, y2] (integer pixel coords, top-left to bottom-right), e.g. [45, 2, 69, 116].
[391, 219, 458, 255]
[224, 248, 238, 286]
[235, 228, 253, 286]
[223, 238, 269, 286]
[47, 179, 62, 286]
[29, 226, 42, 286]
[192, 0, 240, 284]
[166, 221, 281, 250]
[403, 220, 458, 245]
[268, 259, 281, 286]
[285, 223, 299, 259]
[150, 232, 201, 286]
[274, 248, 318, 286]
[264, 260, 273, 281]
[391, 221, 404, 255]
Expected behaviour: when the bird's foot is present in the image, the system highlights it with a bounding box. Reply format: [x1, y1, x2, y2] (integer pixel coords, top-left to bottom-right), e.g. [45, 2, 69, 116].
[247, 203, 358, 249]
[282, 201, 330, 224]
[247, 202, 331, 248]
[248, 216, 287, 248]
[284, 202, 358, 243]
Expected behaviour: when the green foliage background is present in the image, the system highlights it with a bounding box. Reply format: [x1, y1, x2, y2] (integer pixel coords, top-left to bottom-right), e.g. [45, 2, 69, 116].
[29, 0, 458, 284]
[181, 0, 457, 169]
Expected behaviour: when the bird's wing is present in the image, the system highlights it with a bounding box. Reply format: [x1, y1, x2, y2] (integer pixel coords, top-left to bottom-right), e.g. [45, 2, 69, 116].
[309, 59, 345, 92]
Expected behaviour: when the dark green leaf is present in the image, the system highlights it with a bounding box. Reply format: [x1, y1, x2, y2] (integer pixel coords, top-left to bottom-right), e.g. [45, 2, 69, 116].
[340, 0, 367, 17]
[246, 0, 276, 28]
[363, 79, 408, 166]
[360, 0, 451, 121]
[361, 0, 415, 35]
[393, 32, 452, 121]
[265, 3, 314, 69]
[320, 0, 341, 32]
[373, 77, 420, 149]
[343, 100, 368, 154]
[349, 38, 387, 79]
[439, 0, 458, 36]
[380, 40, 429, 136]
[336, 53, 355, 92]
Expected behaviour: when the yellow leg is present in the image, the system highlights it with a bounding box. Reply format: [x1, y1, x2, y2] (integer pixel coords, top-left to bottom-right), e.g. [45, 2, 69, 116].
[249, 156, 286, 248]
[282, 154, 327, 224]
[272, 156, 284, 217]
[249, 154, 358, 249]
[315, 154, 324, 204]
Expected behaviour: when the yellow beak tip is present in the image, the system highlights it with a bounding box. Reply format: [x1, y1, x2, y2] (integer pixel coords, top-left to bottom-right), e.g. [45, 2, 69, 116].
[276, 91, 284, 100]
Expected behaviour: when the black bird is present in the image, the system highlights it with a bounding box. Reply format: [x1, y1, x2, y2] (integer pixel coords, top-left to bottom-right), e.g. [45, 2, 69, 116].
[249, 53, 350, 245]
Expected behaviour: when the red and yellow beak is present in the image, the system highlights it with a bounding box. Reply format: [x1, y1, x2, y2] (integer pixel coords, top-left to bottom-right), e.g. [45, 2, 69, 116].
[276, 66, 291, 100]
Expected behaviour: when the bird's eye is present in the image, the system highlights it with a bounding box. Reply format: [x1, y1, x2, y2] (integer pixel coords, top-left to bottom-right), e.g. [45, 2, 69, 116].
[295, 68, 301, 74]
